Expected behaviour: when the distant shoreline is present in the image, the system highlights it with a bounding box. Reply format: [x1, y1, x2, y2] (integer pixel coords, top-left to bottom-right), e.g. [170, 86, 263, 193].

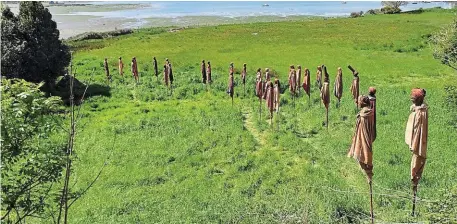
[4, 2, 451, 40]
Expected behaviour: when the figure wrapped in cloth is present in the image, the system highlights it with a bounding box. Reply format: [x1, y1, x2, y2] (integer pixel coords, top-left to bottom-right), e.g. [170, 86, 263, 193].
[153, 57, 158, 78]
[264, 68, 271, 82]
[320, 65, 330, 108]
[255, 68, 263, 98]
[118, 57, 124, 76]
[131, 57, 139, 83]
[288, 65, 297, 95]
[405, 88, 428, 187]
[227, 72, 234, 98]
[347, 95, 375, 183]
[201, 60, 207, 84]
[316, 66, 323, 90]
[104, 58, 112, 82]
[169, 63, 174, 85]
[302, 68, 311, 97]
[334, 67, 343, 104]
[368, 87, 377, 141]
[163, 64, 169, 87]
[241, 63, 247, 86]
[349, 65, 360, 106]
[263, 79, 275, 118]
[274, 77, 281, 113]
[263, 68, 271, 99]
[296, 65, 302, 93]
[207, 61, 212, 84]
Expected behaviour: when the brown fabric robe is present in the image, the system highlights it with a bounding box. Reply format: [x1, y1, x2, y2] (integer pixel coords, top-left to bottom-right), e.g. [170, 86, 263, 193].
[104, 60, 110, 77]
[265, 70, 271, 82]
[227, 74, 234, 97]
[289, 69, 297, 94]
[296, 68, 301, 93]
[368, 95, 377, 141]
[320, 82, 330, 108]
[163, 65, 169, 86]
[316, 68, 322, 90]
[255, 72, 263, 99]
[274, 79, 280, 112]
[263, 80, 274, 113]
[405, 104, 428, 186]
[302, 69, 311, 97]
[350, 76, 359, 104]
[119, 59, 124, 76]
[132, 59, 139, 77]
[201, 62, 207, 84]
[348, 107, 375, 181]
[334, 71, 343, 101]
[207, 64, 212, 83]
[153, 58, 158, 77]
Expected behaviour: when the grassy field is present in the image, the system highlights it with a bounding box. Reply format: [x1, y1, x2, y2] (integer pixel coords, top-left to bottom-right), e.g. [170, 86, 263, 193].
[60, 8, 457, 223]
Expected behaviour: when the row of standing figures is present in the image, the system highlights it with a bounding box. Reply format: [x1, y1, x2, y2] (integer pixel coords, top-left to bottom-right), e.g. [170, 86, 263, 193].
[104, 57, 428, 222]
[225, 62, 428, 223]
[224, 62, 363, 128]
[104, 57, 175, 93]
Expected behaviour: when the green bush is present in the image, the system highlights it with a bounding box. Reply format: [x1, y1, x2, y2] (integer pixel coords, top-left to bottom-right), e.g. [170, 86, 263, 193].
[381, 6, 402, 14]
[1, 79, 66, 223]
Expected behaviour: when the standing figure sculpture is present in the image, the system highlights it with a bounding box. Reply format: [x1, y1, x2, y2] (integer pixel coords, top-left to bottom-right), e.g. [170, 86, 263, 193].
[227, 70, 235, 106]
[320, 65, 331, 128]
[368, 87, 377, 140]
[274, 77, 281, 113]
[263, 79, 275, 123]
[241, 63, 247, 95]
[207, 61, 212, 84]
[131, 57, 139, 84]
[296, 65, 302, 94]
[104, 58, 111, 83]
[201, 60, 207, 84]
[153, 57, 158, 81]
[316, 66, 323, 90]
[302, 68, 311, 105]
[118, 57, 124, 77]
[334, 67, 343, 106]
[347, 95, 376, 223]
[163, 64, 169, 87]
[288, 65, 297, 95]
[349, 65, 360, 108]
[255, 68, 263, 119]
[405, 88, 428, 217]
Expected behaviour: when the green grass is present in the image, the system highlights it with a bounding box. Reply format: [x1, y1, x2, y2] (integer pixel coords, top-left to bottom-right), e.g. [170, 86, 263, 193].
[59, 8, 457, 223]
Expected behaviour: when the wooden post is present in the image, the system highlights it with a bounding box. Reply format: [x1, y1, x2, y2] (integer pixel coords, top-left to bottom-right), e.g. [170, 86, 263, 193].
[259, 97, 262, 120]
[412, 185, 417, 217]
[369, 181, 374, 224]
[326, 106, 329, 129]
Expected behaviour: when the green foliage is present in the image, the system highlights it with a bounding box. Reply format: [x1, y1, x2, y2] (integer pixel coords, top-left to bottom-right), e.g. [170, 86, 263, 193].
[431, 16, 457, 70]
[381, 6, 402, 14]
[350, 11, 364, 18]
[1, 79, 66, 222]
[381, 1, 409, 9]
[1, 2, 70, 83]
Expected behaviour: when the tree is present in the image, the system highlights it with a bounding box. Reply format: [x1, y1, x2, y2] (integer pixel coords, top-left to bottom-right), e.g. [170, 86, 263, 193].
[1, 2, 70, 83]
[381, 1, 409, 9]
[1, 79, 66, 223]
[431, 17, 457, 71]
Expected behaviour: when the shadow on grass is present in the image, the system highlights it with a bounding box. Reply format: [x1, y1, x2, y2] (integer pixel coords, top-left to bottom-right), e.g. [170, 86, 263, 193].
[51, 76, 111, 105]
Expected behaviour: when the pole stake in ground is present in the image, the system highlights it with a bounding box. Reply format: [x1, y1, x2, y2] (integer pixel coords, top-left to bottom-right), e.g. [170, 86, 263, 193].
[370, 181, 374, 224]
[412, 185, 417, 217]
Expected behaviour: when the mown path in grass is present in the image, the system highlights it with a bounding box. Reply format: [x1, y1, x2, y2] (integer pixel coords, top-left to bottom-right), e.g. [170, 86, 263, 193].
[242, 107, 268, 147]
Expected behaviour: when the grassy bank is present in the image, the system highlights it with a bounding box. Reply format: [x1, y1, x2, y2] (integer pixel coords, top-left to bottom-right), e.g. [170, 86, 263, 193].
[59, 8, 457, 223]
